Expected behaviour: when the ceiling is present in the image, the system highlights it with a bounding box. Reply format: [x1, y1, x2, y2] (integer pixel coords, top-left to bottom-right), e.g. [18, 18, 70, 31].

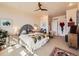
[0, 2, 78, 17]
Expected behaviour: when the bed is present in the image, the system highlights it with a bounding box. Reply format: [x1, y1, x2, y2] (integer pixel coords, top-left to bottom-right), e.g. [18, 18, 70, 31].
[19, 24, 49, 51]
[19, 32, 49, 50]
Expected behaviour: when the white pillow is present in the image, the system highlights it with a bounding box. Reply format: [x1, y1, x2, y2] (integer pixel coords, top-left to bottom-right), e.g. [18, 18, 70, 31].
[21, 30, 26, 34]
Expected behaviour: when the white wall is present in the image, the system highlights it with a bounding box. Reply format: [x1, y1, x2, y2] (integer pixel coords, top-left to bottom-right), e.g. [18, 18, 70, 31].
[66, 8, 77, 25]
[0, 9, 39, 34]
[40, 15, 49, 33]
[0, 12, 36, 27]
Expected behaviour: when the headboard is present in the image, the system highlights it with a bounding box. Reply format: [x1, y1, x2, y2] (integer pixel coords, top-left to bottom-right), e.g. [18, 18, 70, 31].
[19, 24, 34, 36]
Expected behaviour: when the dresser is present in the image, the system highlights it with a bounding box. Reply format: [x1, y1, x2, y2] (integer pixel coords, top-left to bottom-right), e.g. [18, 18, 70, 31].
[68, 34, 78, 49]
[67, 25, 79, 49]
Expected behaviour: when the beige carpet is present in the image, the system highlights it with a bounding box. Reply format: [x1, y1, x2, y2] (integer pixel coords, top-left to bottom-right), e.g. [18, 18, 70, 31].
[34, 36, 79, 56]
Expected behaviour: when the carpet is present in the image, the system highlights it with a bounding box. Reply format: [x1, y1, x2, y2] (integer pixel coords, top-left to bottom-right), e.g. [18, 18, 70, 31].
[50, 47, 77, 56]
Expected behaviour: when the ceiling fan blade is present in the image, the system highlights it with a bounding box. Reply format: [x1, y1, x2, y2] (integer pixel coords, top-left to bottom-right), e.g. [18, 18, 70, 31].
[41, 9, 48, 11]
[34, 2, 48, 11]
[38, 2, 42, 7]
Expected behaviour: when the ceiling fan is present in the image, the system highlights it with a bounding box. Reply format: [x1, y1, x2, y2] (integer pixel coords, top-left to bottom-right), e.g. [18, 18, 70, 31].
[34, 2, 48, 11]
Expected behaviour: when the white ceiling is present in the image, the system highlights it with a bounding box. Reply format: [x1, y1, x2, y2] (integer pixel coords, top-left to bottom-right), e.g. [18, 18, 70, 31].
[0, 2, 78, 17]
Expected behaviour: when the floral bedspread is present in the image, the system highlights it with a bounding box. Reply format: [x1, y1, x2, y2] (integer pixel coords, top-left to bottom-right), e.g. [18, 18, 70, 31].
[28, 33, 48, 43]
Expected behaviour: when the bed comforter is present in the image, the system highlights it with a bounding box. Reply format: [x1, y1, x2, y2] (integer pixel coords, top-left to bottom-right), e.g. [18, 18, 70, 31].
[19, 33, 49, 50]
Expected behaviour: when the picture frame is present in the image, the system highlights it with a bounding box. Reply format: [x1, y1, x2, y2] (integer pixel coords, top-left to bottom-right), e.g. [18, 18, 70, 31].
[0, 18, 12, 27]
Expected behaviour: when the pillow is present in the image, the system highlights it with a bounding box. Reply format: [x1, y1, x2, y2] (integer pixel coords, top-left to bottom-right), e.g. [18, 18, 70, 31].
[21, 30, 26, 34]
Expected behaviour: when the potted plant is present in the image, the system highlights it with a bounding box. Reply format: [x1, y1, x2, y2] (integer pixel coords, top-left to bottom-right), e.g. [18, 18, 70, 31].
[0, 29, 8, 47]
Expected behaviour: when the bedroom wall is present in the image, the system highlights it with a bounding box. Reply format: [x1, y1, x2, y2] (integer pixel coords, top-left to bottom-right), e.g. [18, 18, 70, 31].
[40, 15, 49, 33]
[0, 12, 36, 27]
[0, 5, 39, 34]
[66, 8, 77, 25]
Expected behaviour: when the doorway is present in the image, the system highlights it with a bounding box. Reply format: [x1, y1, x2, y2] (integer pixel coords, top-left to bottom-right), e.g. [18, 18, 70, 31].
[51, 18, 58, 36]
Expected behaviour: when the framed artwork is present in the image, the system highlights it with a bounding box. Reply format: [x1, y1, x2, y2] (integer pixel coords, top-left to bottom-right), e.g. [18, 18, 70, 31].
[0, 18, 12, 27]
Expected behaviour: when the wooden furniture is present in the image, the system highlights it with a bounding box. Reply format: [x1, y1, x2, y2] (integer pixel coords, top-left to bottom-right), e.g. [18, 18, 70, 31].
[67, 25, 79, 49]
[68, 34, 78, 49]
